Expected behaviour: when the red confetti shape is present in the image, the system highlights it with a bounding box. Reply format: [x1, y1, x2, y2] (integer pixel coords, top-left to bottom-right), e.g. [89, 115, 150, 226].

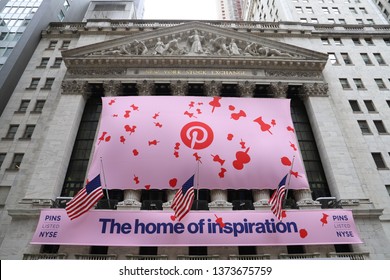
[219, 168, 227, 178]
[170, 215, 176, 221]
[174, 151, 179, 158]
[169, 178, 177, 188]
[108, 99, 116, 105]
[281, 157, 292, 166]
[320, 213, 329, 226]
[188, 101, 195, 108]
[174, 142, 180, 150]
[299, 229, 308, 239]
[120, 136, 126, 144]
[233, 148, 251, 170]
[133, 175, 140, 184]
[153, 112, 160, 119]
[124, 125, 136, 134]
[215, 214, 226, 228]
[290, 170, 302, 178]
[148, 140, 159, 146]
[287, 126, 295, 133]
[184, 111, 197, 118]
[124, 110, 131, 118]
[132, 149, 139, 156]
[112, 114, 118, 117]
[105, 136, 111, 142]
[193, 152, 202, 163]
[209, 96, 222, 113]
[290, 141, 297, 151]
[231, 110, 247, 120]
[98, 132, 108, 144]
[211, 154, 225, 166]
[240, 139, 246, 149]
[282, 211, 287, 218]
[154, 122, 163, 128]
[228, 105, 235, 111]
[253, 116, 273, 134]
[227, 133, 234, 141]
[130, 104, 139, 111]
[271, 119, 276, 126]
[145, 185, 151, 190]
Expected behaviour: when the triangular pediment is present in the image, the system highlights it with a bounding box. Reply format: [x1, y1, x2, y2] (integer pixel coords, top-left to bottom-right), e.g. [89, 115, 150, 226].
[62, 21, 328, 69]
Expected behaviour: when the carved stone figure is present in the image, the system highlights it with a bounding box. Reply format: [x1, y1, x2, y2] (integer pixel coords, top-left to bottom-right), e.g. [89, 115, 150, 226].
[163, 35, 183, 55]
[244, 42, 258, 56]
[210, 36, 230, 55]
[229, 39, 241, 55]
[188, 30, 204, 54]
[153, 37, 165, 55]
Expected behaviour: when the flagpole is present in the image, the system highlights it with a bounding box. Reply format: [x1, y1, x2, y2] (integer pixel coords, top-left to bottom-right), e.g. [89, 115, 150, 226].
[196, 160, 200, 209]
[283, 155, 295, 207]
[100, 157, 111, 209]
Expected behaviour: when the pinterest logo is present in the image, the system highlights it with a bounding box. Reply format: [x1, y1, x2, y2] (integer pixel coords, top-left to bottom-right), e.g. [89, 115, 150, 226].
[180, 121, 214, 150]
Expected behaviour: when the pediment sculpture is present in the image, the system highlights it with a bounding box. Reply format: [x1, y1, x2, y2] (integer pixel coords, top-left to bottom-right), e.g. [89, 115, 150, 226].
[87, 30, 301, 58]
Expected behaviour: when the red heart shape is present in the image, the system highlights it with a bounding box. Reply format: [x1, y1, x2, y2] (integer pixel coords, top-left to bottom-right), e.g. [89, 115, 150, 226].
[229, 105, 235, 111]
[169, 178, 177, 188]
[133, 149, 139, 156]
[145, 185, 151, 190]
[282, 211, 287, 218]
[170, 215, 176, 221]
[299, 229, 308, 239]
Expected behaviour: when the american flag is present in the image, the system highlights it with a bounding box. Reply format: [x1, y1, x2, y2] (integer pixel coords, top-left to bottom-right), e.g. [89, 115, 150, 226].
[269, 174, 288, 220]
[65, 174, 104, 220]
[171, 175, 195, 222]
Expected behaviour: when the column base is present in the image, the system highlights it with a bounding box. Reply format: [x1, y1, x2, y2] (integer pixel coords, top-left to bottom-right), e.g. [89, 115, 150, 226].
[208, 200, 233, 211]
[116, 199, 142, 210]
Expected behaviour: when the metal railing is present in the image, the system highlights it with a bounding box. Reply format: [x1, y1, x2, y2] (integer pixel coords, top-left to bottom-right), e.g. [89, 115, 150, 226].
[126, 255, 169, 260]
[229, 254, 271, 260]
[23, 253, 67, 260]
[74, 254, 117, 260]
[177, 255, 220, 260]
[279, 253, 321, 259]
[328, 252, 369, 260]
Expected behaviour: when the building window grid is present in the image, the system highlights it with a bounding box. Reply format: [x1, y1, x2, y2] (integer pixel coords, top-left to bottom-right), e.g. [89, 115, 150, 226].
[353, 78, 365, 90]
[358, 120, 371, 134]
[339, 78, 351, 89]
[16, 100, 30, 113]
[375, 79, 387, 90]
[4, 125, 19, 139]
[20, 125, 35, 139]
[341, 53, 352, 65]
[374, 53, 386, 65]
[374, 120, 388, 134]
[372, 153, 387, 169]
[364, 100, 377, 112]
[8, 153, 24, 170]
[360, 53, 373, 65]
[349, 100, 362, 112]
[32, 100, 45, 113]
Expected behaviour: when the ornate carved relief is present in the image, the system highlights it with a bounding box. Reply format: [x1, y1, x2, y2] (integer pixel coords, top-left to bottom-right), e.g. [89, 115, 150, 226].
[103, 80, 121, 96]
[61, 80, 91, 99]
[266, 70, 322, 78]
[268, 82, 288, 98]
[67, 68, 126, 76]
[238, 81, 255, 97]
[85, 29, 303, 59]
[301, 83, 329, 97]
[204, 80, 222, 96]
[136, 80, 154, 95]
[171, 80, 188, 96]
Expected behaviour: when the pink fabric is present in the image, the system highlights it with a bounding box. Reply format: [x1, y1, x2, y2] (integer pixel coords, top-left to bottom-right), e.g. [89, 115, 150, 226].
[87, 96, 309, 190]
[31, 209, 362, 246]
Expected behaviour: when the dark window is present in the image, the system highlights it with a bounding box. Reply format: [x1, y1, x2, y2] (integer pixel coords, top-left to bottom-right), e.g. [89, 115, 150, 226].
[16, 100, 30, 113]
[4, 125, 19, 139]
[375, 79, 387, 89]
[358, 120, 371, 134]
[42, 78, 55, 89]
[360, 53, 372, 65]
[339, 78, 351, 89]
[374, 120, 387, 134]
[48, 40, 57, 49]
[289, 95, 331, 199]
[349, 100, 361, 112]
[364, 100, 376, 112]
[0, 153, 5, 168]
[52, 58, 62, 68]
[38, 57, 49, 67]
[353, 78, 365, 89]
[28, 78, 40, 89]
[8, 153, 23, 170]
[20, 125, 35, 139]
[372, 153, 387, 169]
[341, 53, 352, 64]
[61, 94, 102, 197]
[374, 53, 386, 65]
[61, 40, 70, 49]
[32, 100, 45, 113]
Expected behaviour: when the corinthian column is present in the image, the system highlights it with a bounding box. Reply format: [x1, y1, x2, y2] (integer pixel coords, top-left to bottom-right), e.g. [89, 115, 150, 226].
[208, 190, 233, 211]
[204, 80, 222, 96]
[103, 80, 121, 96]
[116, 189, 142, 210]
[171, 80, 188, 96]
[252, 189, 271, 210]
[238, 81, 255, 97]
[268, 82, 288, 98]
[136, 80, 154, 95]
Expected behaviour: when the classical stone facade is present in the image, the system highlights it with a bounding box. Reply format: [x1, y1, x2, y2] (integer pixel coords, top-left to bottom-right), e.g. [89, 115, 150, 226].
[0, 19, 390, 260]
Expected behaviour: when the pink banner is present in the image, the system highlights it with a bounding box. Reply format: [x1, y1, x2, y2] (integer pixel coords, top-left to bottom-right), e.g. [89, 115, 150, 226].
[87, 96, 309, 190]
[31, 209, 362, 246]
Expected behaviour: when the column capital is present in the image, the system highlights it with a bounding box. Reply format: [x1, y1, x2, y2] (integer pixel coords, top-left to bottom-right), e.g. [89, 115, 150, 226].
[136, 80, 154, 96]
[204, 80, 222, 96]
[61, 80, 91, 99]
[267, 82, 288, 98]
[301, 82, 329, 98]
[238, 81, 255, 97]
[103, 80, 121, 97]
[171, 80, 188, 96]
